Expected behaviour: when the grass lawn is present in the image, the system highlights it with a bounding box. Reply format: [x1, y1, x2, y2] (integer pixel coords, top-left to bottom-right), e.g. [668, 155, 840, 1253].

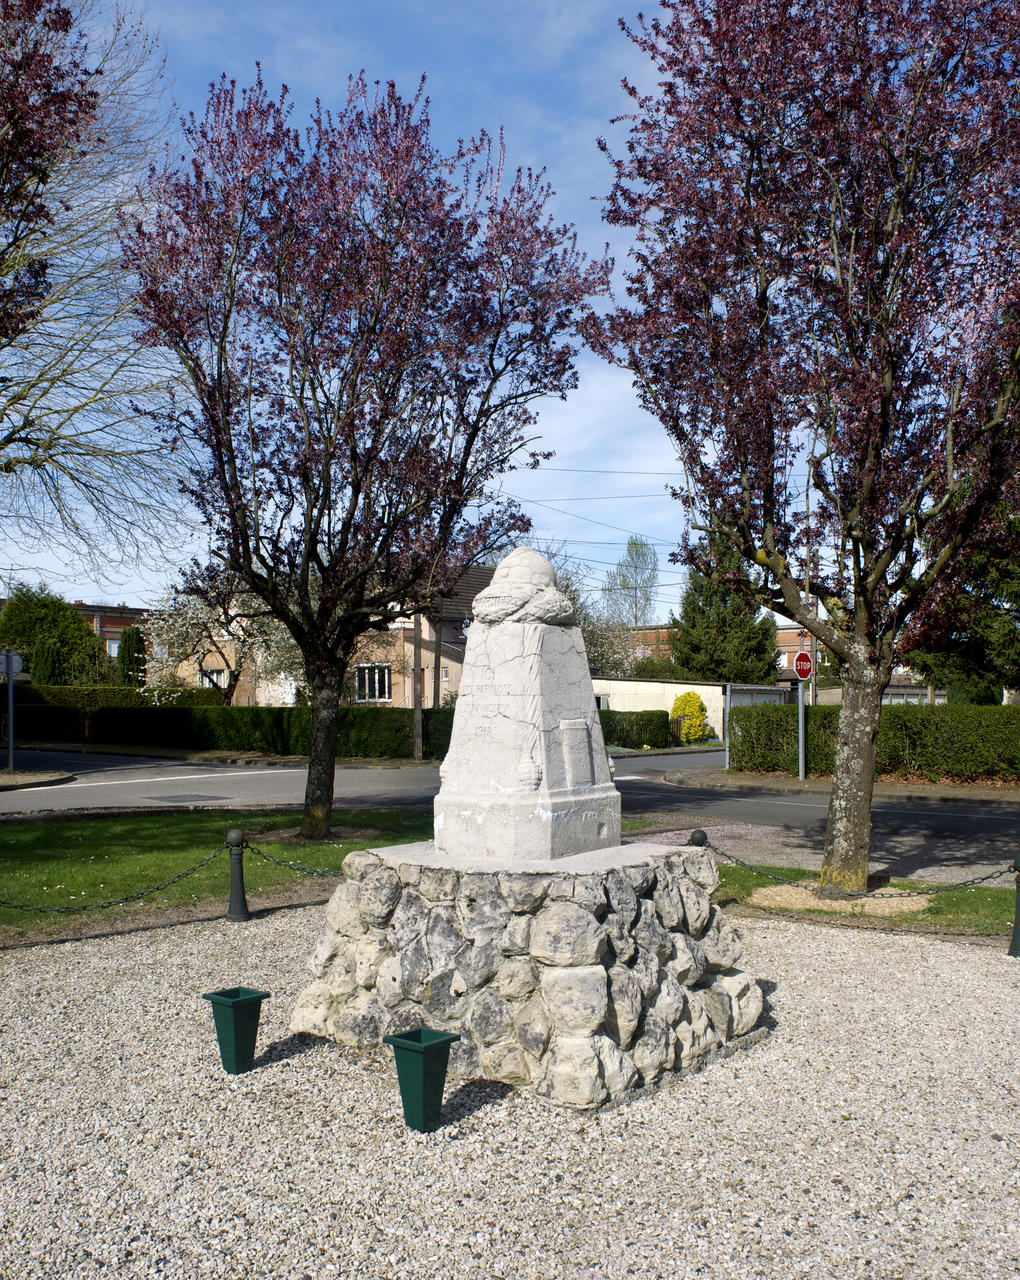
[715, 862, 1015, 936]
[0, 808, 432, 933]
[0, 811, 1012, 940]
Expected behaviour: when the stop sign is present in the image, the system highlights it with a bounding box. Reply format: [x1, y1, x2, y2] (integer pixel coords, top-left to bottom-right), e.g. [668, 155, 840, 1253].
[794, 650, 813, 680]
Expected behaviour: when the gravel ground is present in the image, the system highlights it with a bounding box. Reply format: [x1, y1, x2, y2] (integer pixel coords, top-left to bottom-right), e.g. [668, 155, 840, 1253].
[1, 903, 1018, 1280]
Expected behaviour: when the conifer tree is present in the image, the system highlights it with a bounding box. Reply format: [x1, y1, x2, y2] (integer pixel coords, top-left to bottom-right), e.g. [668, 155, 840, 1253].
[670, 539, 778, 685]
[115, 625, 146, 687]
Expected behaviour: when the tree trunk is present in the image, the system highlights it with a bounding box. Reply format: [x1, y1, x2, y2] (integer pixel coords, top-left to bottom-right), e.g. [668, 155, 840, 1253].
[818, 666, 886, 896]
[301, 671, 341, 839]
[413, 613, 422, 762]
[432, 615, 442, 711]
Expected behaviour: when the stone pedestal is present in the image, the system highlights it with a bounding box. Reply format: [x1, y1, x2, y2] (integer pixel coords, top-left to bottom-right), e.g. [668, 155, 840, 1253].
[290, 840, 763, 1109]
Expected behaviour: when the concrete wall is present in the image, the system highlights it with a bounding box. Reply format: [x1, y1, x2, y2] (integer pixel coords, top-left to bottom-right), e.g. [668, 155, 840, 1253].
[591, 677, 726, 739]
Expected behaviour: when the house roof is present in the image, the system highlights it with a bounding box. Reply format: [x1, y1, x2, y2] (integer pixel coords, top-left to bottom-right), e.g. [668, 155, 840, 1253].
[431, 564, 496, 620]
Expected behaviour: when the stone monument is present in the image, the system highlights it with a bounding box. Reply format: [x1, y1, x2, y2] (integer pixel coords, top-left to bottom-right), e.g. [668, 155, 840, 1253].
[434, 547, 620, 860]
[291, 548, 763, 1108]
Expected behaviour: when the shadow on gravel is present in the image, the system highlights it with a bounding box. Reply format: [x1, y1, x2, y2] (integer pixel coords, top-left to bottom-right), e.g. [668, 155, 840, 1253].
[756, 978, 779, 1033]
[442, 1078, 513, 1123]
[254, 1032, 321, 1068]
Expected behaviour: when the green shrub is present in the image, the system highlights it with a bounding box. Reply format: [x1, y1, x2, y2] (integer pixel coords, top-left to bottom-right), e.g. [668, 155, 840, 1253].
[15, 684, 223, 710]
[728, 702, 1020, 781]
[599, 708, 670, 750]
[115, 627, 147, 687]
[423, 705, 455, 759]
[15, 696, 454, 759]
[30, 638, 64, 685]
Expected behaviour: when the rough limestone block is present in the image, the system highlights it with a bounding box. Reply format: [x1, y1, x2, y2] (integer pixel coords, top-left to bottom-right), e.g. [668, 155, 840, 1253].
[425, 904, 463, 970]
[358, 867, 402, 926]
[714, 970, 764, 1036]
[605, 869, 639, 925]
[494, 958, 537, 1000]
[308, 927, 344, 977]
[700, 906, 745, 971]
[498, 873, 551, 914]
[387, 890, 428, 950]
[419, 865, 460, 902]
[537, 1037, 608, 1109]
[481, 1040, 532, 1086]
[457, 940, 499, 990]
[681, 846, 720, 894]
[375, 955, 405, 1008]
[631, 1011, 672, 1084]
[602, 912, 636, 963]
[539, 965, 609, 1035]
[456, 873, 510, 941]
[468, 988, 514, 1046]
[324, 880, 366, 938]
[500, 914, 531, 956]
[667, 935, 706, 988]
[353, 934, 389, 988]
[290, 980, 336, 1037]
[605, 964, 643, 1049]
[677, 878, 712, 937]
[593, 1035, 638, 1095]
[514, 993, 553, 1058]
[530, 901, 606, 966]
[341, 850, 382, 881]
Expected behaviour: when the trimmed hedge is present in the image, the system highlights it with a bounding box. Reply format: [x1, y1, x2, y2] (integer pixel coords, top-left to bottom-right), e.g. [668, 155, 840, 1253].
[599, 709, 671, 751]
[728, 703, 1020, 781]
[15, 684, 224, 709]
[13, 698, 456, 760]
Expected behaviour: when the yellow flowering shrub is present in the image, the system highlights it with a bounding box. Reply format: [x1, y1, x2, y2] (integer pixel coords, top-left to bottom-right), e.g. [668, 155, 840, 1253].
[670, 691, 711, 744]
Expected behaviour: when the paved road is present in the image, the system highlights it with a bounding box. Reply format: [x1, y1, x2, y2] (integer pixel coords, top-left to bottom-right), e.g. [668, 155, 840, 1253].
[2, 748, 1016, 884]
[0, 748, 722, 816]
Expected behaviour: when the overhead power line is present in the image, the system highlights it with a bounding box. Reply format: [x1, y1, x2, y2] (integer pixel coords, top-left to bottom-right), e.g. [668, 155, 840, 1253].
[505, 494, 675, 544]
[538, 467, 686, 476]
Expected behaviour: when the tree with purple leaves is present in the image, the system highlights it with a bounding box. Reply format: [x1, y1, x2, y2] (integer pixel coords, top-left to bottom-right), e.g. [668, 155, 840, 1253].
[122, 73, 609, 837]
[594, 0, 1020, 891]
[2, 1, 174, 563]
[0, 0, 96, 347]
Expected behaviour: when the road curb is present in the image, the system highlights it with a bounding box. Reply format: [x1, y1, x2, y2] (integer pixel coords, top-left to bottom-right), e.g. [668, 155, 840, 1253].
[0, 772, 74, 792]
[659, 770, 1020, 807]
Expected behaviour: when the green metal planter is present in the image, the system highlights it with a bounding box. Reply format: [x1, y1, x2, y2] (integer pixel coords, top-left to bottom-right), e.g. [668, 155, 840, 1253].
[382, 1026, 461, 1132]
[202, 986, 270, 1074]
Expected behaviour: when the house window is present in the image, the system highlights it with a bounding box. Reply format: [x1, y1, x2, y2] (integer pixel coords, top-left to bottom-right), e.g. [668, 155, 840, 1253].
[441, 666, 449, 681]
[356, 664, 391, 702]
[106, 638, 119, 657]
[201, 668, 227, 688]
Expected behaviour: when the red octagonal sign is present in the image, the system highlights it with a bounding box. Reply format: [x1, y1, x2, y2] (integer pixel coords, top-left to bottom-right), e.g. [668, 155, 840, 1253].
[794, 650, 813, 680]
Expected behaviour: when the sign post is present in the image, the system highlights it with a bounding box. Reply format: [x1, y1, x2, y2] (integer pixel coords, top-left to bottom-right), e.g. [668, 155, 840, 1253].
[794, 651, 813, 780]
[0, 649, 22, 772]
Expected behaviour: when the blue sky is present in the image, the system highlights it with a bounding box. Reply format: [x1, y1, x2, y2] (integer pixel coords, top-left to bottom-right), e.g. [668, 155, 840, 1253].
[42, 0, 692, 616]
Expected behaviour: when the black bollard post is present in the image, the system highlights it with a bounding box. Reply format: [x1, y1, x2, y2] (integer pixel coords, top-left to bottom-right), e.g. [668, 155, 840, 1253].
[226, 827, 250, 922]
[1009, 855, 1020, 959]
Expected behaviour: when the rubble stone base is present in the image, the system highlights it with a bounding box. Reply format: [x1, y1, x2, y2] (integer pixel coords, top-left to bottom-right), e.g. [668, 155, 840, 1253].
[290, 840, 764, 1109]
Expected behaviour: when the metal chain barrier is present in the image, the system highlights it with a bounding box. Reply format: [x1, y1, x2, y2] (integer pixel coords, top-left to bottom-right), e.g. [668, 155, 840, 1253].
[243, 842, 344, 878]
[0, 846, 228, 915]
[712, 845, 1012, 897]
